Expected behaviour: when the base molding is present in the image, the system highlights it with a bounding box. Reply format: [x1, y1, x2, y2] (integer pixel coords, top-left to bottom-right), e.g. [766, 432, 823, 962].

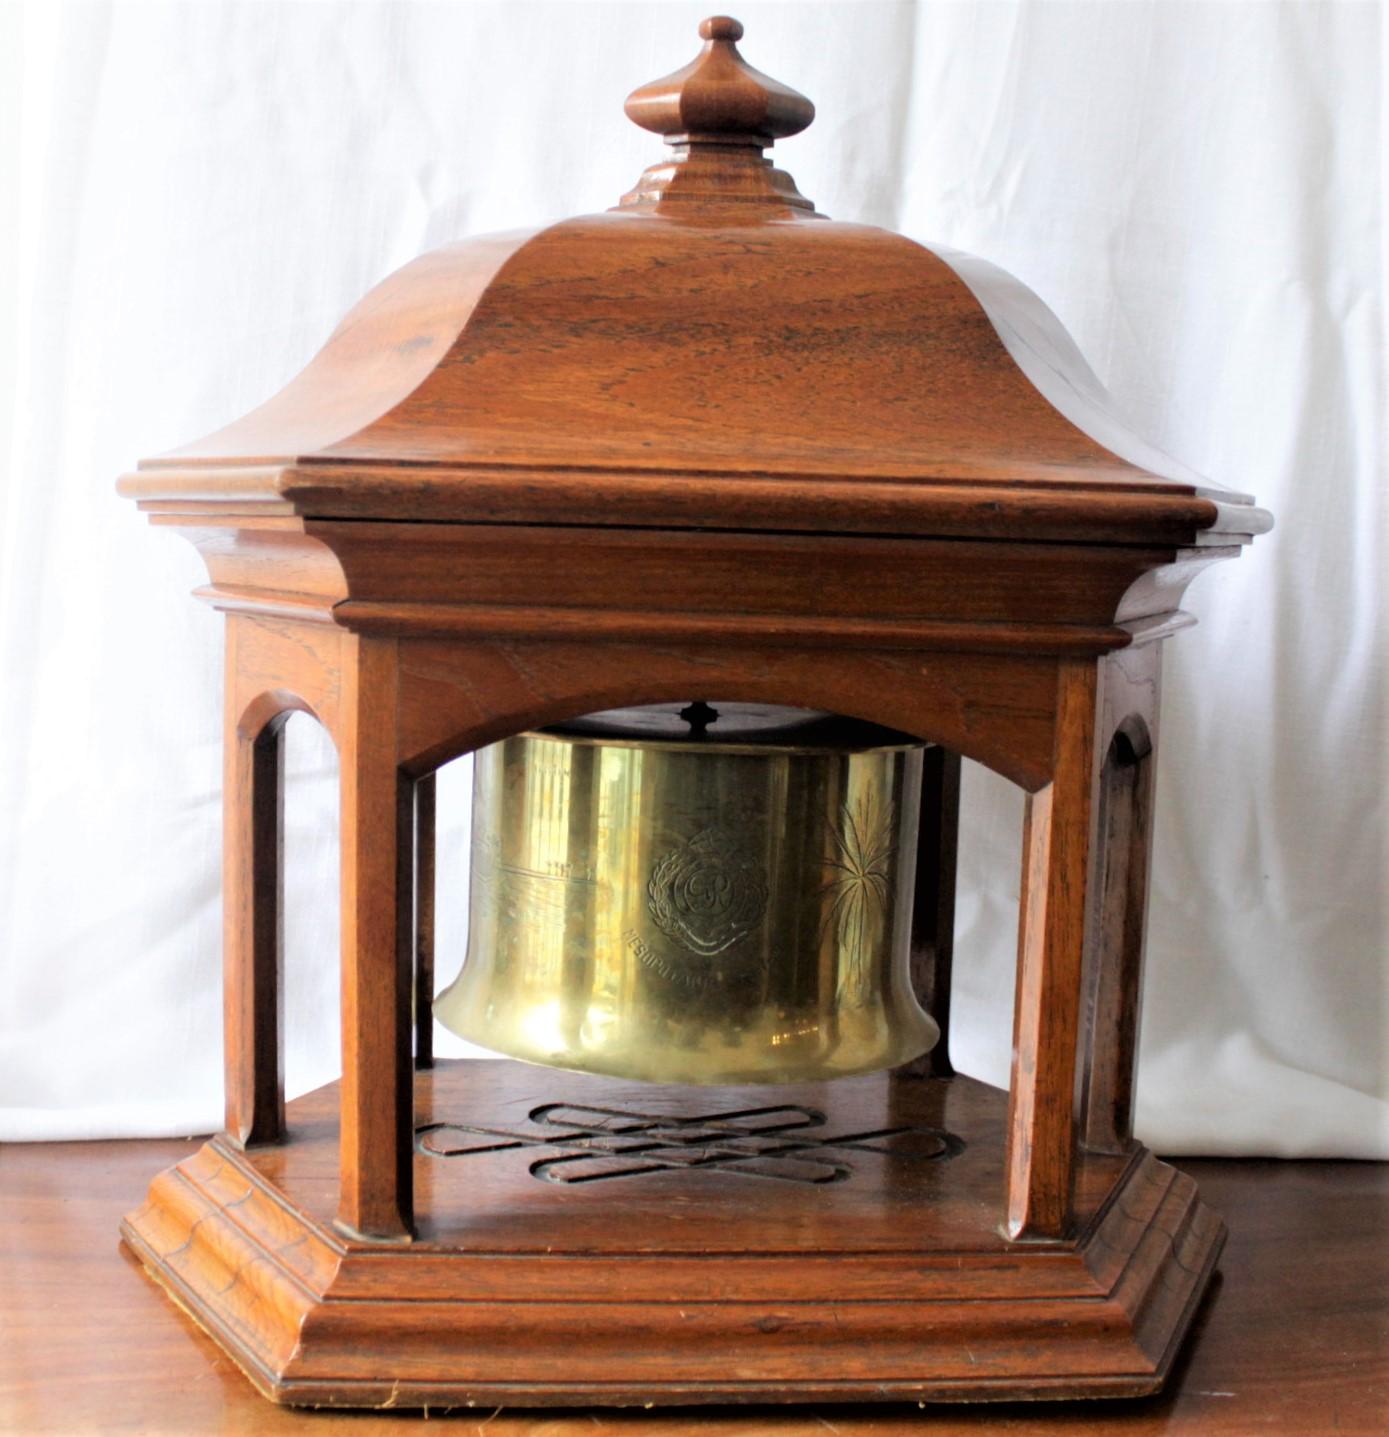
[121, 1062, 1224, 1409]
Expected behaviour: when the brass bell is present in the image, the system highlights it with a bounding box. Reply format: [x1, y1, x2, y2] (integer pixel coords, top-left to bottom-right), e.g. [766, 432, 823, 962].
[434, 703, 939, 1084]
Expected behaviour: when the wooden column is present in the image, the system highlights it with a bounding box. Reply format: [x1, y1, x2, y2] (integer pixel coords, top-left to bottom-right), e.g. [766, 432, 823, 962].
[1005, 659, 1099, 1240]
[337, 636, 415, 1242]
[1077, 734, 1155, 1152]
[900, 745, 962, 1079]
[1078, 644, 1162, 1155]
[222, 629, 287, 1150]
[413, 772, 437, 1071]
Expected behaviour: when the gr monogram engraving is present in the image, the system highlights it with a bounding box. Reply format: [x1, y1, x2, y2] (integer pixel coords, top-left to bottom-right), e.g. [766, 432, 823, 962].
[647, 826, 768, 957]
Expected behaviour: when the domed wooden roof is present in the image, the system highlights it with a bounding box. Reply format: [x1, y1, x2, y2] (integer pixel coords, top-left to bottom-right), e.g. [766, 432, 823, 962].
[121, 15, 1269, 548]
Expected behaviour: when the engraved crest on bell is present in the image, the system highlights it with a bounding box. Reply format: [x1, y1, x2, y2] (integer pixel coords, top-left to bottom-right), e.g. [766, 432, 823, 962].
[433, 704, 941, 1085]
[647, 825, 769, 958]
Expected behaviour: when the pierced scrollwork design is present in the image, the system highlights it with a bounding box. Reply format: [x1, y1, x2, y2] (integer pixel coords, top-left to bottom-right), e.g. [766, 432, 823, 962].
[418, 1101, 964, 1186]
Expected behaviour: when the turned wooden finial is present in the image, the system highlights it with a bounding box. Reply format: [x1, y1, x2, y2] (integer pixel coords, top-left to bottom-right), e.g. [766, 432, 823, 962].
[699, 15, 742, 39]
[624, 14, 815, 148]
[619, 16, 817, 211]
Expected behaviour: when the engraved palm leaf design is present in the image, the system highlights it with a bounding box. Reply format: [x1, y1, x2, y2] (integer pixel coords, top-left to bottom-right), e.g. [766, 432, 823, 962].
[820, 792, 897, 1004]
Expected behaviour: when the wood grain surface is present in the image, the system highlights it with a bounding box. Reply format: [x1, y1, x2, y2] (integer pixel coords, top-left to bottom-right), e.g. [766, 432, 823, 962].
[104, 11, 1281, 1418]
[4, 1139, 1383, 1435]
[114, 16, 1272, 545]
[118, 1063, 1223, 1407]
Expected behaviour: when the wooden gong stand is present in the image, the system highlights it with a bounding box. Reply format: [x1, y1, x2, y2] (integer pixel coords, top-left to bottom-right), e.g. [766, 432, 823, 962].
[117, 15, 1270, 1408]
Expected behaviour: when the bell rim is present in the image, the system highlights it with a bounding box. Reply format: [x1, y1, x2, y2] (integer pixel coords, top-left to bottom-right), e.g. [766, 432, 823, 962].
[524, 733, 927, 758]
[433, 1004, 942, 1088]
[534, 701, 928, 756]
[523, 724, 928, 759]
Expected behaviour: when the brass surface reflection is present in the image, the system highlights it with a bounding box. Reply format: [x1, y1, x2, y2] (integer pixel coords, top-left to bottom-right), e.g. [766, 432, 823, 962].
[434, 706, 939, 1085]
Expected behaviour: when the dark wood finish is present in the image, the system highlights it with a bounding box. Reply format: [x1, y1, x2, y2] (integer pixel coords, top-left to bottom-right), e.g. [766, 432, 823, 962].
[9, 1139, 1386, 1434]
[1079, 645, 1162, 1153]
[121, 446, 1252, 1391]
[625, 16, 815, 147]
[222, 657, 287, 1149]
[1005, 659, 1098, 1240]
[1081, 741, 1151, 1150]
[113, 12, 1272, 1410]
[621, 14, 816, 212]
[168, 518, 1246, 662]
[118, 221, 1271, 530]
[413, 771, 436, 1070]
[115, 12, 1271, 547]
[336, 635, 414, 1241]
[902, 746, 961, 1079]
[120, 1060, 1223, 1407]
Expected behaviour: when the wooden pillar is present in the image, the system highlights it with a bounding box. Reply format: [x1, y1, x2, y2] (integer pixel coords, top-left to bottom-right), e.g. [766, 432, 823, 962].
[900, 745, 962, 1079]
[413, 772, 437, 1070]
[223, 628, 287, 1150]
[1077, 733, 1155, 1152]
[1078, 645, 1162, 1155]
[337, 636, 415, 1242]
[1004, 659, 1099, 1240]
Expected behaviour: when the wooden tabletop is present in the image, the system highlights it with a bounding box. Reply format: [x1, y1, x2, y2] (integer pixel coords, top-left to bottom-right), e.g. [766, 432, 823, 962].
[2, 1140, 1384, 1435]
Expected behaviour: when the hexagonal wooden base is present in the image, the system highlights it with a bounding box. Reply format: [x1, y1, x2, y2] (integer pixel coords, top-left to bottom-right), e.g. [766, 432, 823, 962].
[120, 1060, 1224, 1409]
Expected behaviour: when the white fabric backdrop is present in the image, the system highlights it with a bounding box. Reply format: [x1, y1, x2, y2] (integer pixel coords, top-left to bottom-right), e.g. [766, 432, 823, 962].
[1, 0, 1383, 1155]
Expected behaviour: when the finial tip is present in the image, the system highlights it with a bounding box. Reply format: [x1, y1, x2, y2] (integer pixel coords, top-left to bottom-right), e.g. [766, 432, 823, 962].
[624, 13, 814, 153]
[699, 15, 744, 43]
